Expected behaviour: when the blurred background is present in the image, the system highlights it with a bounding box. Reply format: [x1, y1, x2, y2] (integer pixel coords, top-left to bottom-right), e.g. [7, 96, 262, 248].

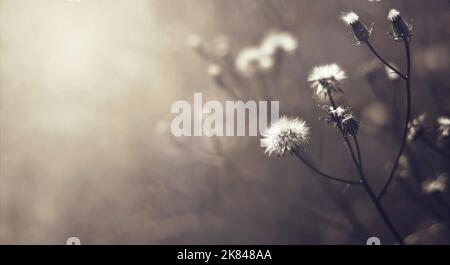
[0, 0, 449, 244]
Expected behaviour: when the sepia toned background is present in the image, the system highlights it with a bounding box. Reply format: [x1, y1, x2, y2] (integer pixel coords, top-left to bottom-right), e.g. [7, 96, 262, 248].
[0, 0, 449, 244]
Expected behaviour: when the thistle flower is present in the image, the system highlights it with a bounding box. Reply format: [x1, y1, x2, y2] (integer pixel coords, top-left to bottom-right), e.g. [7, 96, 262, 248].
[260, 31, 298, 56]
[437, 116, 450, 139]
[422, 174, 448, 194]
[261, 116, 310, 157]
[407, 114, 427, 142]
[341, 12, 372, 43]
[308, 64, 347, 100]
[387, 9, 412, 42]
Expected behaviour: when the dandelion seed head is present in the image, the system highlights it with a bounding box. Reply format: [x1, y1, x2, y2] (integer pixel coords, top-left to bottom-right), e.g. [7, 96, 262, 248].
[387, 9, 401, 22]
[341, 12, 359, 25]
[261, 116, 310, 157]
[422, 174, 448, 194]
[308, 64, 346, 99]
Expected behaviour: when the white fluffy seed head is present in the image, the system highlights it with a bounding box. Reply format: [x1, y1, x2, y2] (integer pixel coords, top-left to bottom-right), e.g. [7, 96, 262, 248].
[341, 12, 359, 25]
[308, 64, 347, 83]
[388, 9, 401, 22]
[261, 116, 310, 157]
[308, 64, 347, 99]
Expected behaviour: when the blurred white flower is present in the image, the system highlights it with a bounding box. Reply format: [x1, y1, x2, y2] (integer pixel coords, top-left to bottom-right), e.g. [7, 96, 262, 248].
[186, 34, 202, 50]
[213, 34, 230, 57]
[261, 116, 310, 157]
[385, 63, 400, 80]
[235, 47, 273, 76]
[260, 31, 298, 56]
[437, 116, 450, 138]
[362, 102, 390, 127]
[207, 64, 222, 77]
[397, 155, 411, 179]
[422, 174, 448, 194]
[407, 114, 427, 142]
[308, 64, 347, 99]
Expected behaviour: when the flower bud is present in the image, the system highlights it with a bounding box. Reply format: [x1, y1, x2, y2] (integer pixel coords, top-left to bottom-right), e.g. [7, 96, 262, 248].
[341, 12, 371, 43]
[341, 115, 360, 137]
[388, 9, 412, 42]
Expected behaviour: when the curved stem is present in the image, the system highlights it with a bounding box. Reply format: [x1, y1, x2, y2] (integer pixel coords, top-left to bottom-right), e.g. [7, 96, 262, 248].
[293, 150, 362, 186]
[366, 42, 407, 80]
[378, 41, 412, 200]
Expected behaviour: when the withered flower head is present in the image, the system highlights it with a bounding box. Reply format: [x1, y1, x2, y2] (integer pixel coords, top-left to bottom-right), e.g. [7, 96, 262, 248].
[320, 105, 359, 136]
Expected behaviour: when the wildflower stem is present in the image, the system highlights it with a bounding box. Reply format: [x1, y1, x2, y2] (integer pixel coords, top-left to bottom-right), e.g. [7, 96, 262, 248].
[293, 150, 362, 186]
[327, 93, 361, 169]
[353, 133, 405, 244]
[366, 42, 407, 80]
[328, 88, 404, 244]
[378, 41, 412, 200]
[418, 135, 450, 159]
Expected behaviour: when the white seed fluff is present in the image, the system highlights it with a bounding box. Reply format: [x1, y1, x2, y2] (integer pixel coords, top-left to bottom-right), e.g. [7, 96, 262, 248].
[261, 116, 310, 157]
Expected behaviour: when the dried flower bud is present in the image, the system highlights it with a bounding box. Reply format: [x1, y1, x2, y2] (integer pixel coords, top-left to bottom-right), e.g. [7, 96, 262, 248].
[341, 114, 360, 137]
[341, 12, 372, 43]
[320, 105, 358, 136]
[387, 9, 412, 42]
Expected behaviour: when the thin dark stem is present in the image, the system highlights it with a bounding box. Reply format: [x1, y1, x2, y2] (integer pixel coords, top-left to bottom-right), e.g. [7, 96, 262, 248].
[366, 41, 407, 80]
[352, 135, 405, 244]
[328, 88, 404, 244]
[378, 41, 412, 200]
[363, 178, 405, 244]
[353, 135, 363, 172]
[293, 150, 362, 186]
[327, 93, 361, 170]
[419, 135, 450, 159]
